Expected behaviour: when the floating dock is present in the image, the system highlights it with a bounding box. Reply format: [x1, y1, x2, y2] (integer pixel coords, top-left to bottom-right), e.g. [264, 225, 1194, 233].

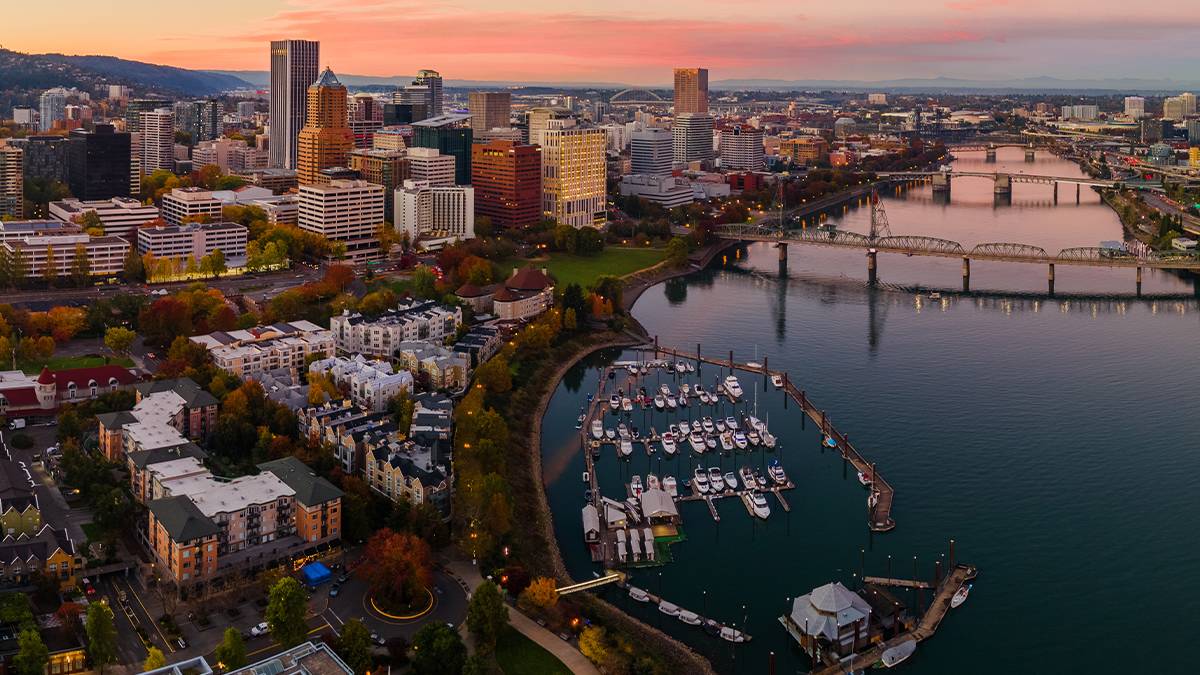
[617, 582, 753, 644]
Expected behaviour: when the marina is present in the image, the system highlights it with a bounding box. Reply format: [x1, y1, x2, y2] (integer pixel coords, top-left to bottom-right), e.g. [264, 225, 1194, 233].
[617, 582, 753, 644]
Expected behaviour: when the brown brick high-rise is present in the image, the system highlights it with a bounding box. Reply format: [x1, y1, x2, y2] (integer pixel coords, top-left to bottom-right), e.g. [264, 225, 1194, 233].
[471, 140, 541, 229]
[297, 67, 354, 185]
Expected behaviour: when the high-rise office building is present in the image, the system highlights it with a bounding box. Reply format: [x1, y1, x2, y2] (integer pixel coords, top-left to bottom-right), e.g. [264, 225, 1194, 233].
[406, 148, 456, 187]
[526, 107, 574, 146]
[66, 124, 132, 200]
[108, 85, 131, 102]
[175, 100, 223, 142]
[412, 114, 473, 185]
[471, 140, 541, 229]
[126, 98, 171, 133]
[269, 39, 320, 169]
[539, 119, 607, 229]
[8, 135, 70, 184]
[297, 68, 354, 185]
[38, 88, 68, 132]
[297, 179, 384, 260]
[468, 92, 511, 135]
[140, 109, 176, 174]
[413, 70, 443, 117]
[0, 147, 23, 219]
[673, 68, 709, 115]
[1163, 97, 1187, 121]
[630, 128, 674, 176]
[1180, 92, 1197, 117]
[720, 125, 764, 171]
[394, 180, 474, 246]
[237, 101, 257, 120]
[672, 113, 714, 166]
[1124, 96, 1146, 119]
[348, 149, 409, 222]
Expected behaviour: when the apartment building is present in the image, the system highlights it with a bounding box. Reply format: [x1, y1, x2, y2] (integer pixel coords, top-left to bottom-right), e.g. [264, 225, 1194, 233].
[49, 197, 159, 240]
[297, 179, 384, 261]
[308, 354, 413, 413]
[137, 221, 249, 265]
[329, 300, 462, 359]
[394, 180, 474, 249]
[190, 321, 335, 380]
[95, 377, 217, 461]
[161, 187, 224, 225]
[394, 341, 470, 391]
[0, 233, 129, 280]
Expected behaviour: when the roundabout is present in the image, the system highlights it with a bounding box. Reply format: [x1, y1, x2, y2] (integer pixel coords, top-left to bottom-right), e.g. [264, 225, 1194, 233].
[364, 587, 437, 624]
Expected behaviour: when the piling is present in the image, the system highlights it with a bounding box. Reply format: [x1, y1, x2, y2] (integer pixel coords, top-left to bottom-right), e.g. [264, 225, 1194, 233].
[1136, 266, 1143, 297]
[961, 256, 970, 292]
[867, 250, 878, 285]
[1047, 263, 1055, 295]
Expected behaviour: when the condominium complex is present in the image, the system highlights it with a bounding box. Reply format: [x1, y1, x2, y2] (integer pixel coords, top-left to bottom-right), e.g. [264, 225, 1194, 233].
[190, 320, 335, 380]
[630, 127, 674, 176]
[393, 342, 470, 391]
[1123, 96, 1146, 119]
[309, 355, 413, 412]
[720, 125, 765, 171]
[49, 197, 159, 240]
[406, 147, 456, 187]
[0, 233, 129, 279]
[193, 138, 269, 173]
[539, 119, 607, 228]
[140, 108, 175, 173]
[161, 187, 224, 225]
[136, 222, 249, 265]
[673, 67, 709, 115]
[0, 146, 22, 219]
[471, 140, 541, 229]
[97, 378, 218, 462]
[269, 40, 320, 169]
[468, 92, 512, 134]
[38, 89, 68, 132]
[329, 300, 463, 359]
[297, 179, 385, 261]
[297, 68, 354, 185]
[394, 180, 475, 249]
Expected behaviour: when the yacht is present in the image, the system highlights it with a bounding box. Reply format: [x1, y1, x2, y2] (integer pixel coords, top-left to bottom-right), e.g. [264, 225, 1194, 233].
[705, 435, 718, 451]
[881, 639, 917, 667]
[621, 397, 633, 412]
[590, 420, 603, 440]
[720, 627, 749, 643]
[675, 362, 686, 373]
[715, 418, 727, 433]
[680, 383, 691, 396]
[733, 432, 749, 450]
[668, 423, 680, 437]
[678, 394, 689, 408]
[653, 395, 666, 410]
[663, 475, 678, 497]
[701, 417, 715, 434]
[723, 471, 738, 491]
[609, 395, 620, 410]
[707, 467, 725, 492]
[868, 491, 879, 509]
[719, 432, 735, 453]
[749, 491, 771, 519]
[640, 364, 649, 375]
[630, 475, 644, 497]
[688, 432, 706, 454]
[724, 416, 739, 431]
[724, 375, 744, 399]
[771, 374, 784, 389]
[768, 459, 787, 485]
[658, 601, 680, 617]
[617, 423, 630, 439]
[692, 467, 709, 494]
[659, 384, 671, 396]
[646, 473, 660, 491]
[686, 362, 696, 373]
[605, 428, 617, 441]
[746, 415, 764, 433]
[666, 396, 677, 410]
[762, 430, 777, 449]
[627, 364, 639, 375]
[951, 584, 971, 609]
[678, 610, 702, 626]
[698, 391, 711, 405]
[619, 439, 633, 458]
[691, 421, 703, 434]
[661, 433, 677, 456]
[754, 468, 769, 489]
[739, 466, 756, 488]
[628, 586, 651, 602]
[747, 430, 761, 446]
[857, 471, 873, 487]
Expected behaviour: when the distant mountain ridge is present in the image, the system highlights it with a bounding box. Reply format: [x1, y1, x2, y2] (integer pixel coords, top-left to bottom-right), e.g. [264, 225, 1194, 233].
[0, 49, 254, 98]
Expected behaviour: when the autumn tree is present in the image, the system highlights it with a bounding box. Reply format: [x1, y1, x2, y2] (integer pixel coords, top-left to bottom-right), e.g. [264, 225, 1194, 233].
[103, 327, 136, 359]
[357, 528, 433, 608]
[70, 243, 90, 286]
[473, 354, 511, 394]
[215, 627, 247, 669]
[517, 577, 559, 615]
[265, 577, 308, 648]
[334, 619, 373, 675]
[466, 581, 507, 657]
[143, 647, 167, 671]
[85, 602, 117, 674]
[410, 623, 465, 675]
[42, 243, 56, 286]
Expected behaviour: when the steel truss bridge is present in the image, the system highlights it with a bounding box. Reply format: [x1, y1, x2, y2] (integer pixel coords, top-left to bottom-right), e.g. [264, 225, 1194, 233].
[877, 170, 1119, 188]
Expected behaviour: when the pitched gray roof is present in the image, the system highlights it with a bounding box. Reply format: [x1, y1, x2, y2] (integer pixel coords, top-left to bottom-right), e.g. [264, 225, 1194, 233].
[96, 410, 138, 430]
[258, 457, 343, 507]
[127, 442, 208, 469]
[135, 378, 218, 408]
[148, 496, 218, 542]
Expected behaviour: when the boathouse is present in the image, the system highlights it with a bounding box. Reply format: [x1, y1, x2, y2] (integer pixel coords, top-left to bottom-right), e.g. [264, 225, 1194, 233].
[782, 581, 877, 658]
[638, 488, 680, 523]
[582, 504, 600, 543]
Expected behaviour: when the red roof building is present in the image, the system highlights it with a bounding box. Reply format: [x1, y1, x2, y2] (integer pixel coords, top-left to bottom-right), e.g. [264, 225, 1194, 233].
[0, 365, 140, 418]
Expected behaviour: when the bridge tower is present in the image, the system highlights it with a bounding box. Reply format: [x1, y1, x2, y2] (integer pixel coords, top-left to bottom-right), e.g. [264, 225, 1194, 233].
[985, 144, 997, 162]
[993, 174, 1012, 195]
[866, 190, 891, 285]
[1025, 146, 1036, 162]
[932, 172, 952, 195]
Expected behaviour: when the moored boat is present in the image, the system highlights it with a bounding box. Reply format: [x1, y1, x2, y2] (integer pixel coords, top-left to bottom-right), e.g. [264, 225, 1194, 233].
[605, 428, 617, 441]
[654, 395, 665, 410]
[661, 433, 677, 455]
[951, 584, 971, 608]
[609, 395, 620, 410]
[768, 458, 787, 485]
[646, 473, 660, 491]
[724, 375, 744, 399]
[733, 432, 749, 450]
[619, 439, 633, 458]
[622, 397, 633, 412]
[688, 432, 706, 454]
[881, 639, 917, 667]
[771, 374, 784, 388]
[739, 466, 756, 488]
[857, 471, 873, 487]
[659, 384, 671, 396]
[754, 468, 768, 489]
[749, 491, 771, 519]
[720, 626, 748, 643]
[630, 475, 644, 497]
[628, 586, 651, 602]
[723, 471, 737, 491]
[707, 467, 725, 492]
[678, 610, 702, 625]
[617, 422, 630, 439]
[663, 475, 678, 497]
[590, 420, 603, 440]
[762, 431, 777, 449]
[666, 396, 677, 409]
[692, 467, 709, 494]
[705, 435, 718, 451]
[658, 600, 680, 616]
[719, 432, 735, 453]
[747, 430, 761, 446]
[702, 417, 715, 434]
[724, 416, 739, 431]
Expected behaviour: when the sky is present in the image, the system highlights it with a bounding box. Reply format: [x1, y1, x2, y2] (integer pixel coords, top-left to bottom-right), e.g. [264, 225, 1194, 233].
[8, 0, 1200, 84]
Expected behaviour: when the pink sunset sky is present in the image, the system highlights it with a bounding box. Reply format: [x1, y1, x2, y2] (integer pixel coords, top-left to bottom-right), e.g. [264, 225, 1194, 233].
[9, 0, 1200, 83]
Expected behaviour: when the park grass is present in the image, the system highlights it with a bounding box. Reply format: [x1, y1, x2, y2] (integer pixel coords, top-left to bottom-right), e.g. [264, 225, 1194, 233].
[18, 354, 133, 375]
[495, 625, 572, 675]
[502, 247, 666, 290]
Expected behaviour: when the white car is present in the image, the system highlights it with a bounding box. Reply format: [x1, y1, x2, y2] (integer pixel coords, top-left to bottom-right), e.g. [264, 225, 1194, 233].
[250, 622, 269, 637]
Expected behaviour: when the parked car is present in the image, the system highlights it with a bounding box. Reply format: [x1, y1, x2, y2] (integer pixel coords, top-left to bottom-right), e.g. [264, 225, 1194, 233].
[9, 419, 25, 430]
[250, 622, 269, 637]
[328, 584, 340, 597]
[176, 637, 187, 649]
[82, 578, 96, 596]
[117, 589, 127, 604]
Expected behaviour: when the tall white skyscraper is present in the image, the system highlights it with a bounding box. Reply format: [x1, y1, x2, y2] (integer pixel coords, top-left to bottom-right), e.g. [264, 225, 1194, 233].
[630, 128, 674, 176]
[140, 109, 175, 173]
[1123, 96, 1146, 119]
[720, 125, 764, 171]
[1179, 92, 1197, 116]
[672, 113, 714, 166]
[39, 88, 68, 132]
[269, 39, 320, 169]
[394, 180, 475, 245]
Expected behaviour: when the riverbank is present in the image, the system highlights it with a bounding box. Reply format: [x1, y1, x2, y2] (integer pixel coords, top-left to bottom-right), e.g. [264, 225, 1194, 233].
[620, 240, 735, 313]
[1101, 189, 1159, 245]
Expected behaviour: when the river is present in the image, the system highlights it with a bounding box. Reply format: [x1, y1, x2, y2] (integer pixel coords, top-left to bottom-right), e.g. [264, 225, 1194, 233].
[539, 148, 1200, 673]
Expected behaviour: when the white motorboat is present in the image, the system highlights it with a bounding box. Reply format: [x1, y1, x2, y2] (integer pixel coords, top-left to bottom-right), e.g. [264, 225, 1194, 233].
[616, 529, 628, 563]
[680, 383, 691, 396]
[661, 433, 677, 455]
[666, 396, 677, 409]
[688, 432, 706, 454]
[619, 439, 633, 458]
[705, 435, 717, 450]
[590, 420, 603, 440]
[678, 610, 702, 625]
[678, 394, 689, 408]
[719, 627, 748, 643]
[576, 412, 584, 429]
[609, 395, 620, 410]
[646, 473, 660, 491]
[733, 432, 749, 450]
[881, 639, 917, 667]
[723, 471, 738, 491]
[668, 423, 680, 437]
[701, 417, 715, 434]
[747, 430, 761, 446]
[951, 584, 971, 609]
[628, 586, 650, 602]
[724, 416, 739, 431]
[868, 491, 879, 508]
[719, 433, 735, 452]
[663, 475, 678, 497]
[621, 397, 633, 412]
[762, 431, 777, 449]
[627, 364, 639, 375]
[768, 459, 787, 485]
[653, 395, 666, 410]
[659, 384, 671, 396]
[928, 291, 942, 300]
[630, 475, 644, 497]
[739, 466, 756, 488]
[640, 364, 648, 375]
[715, 419, 727, 433]
[699, 391, 711, 405]
[746, 415, 764, 433]
[618, 423, 630, 439]
[771, 374, 784, 389]
[691, 421, 703, 434]
[694, 384, 706, 397]
[605, 428, 617, 441]
[675, 362, 686, 373]
[658, 600, 680, 617]
[707, 467, 725, 492]
[754, 468, 768, 489]
[749, 491, 771, 519]
[857, 471, 873, 487]
[686, 362, 695, 373]
[724, 375, 743, 399]
[692, 467, 709, 494]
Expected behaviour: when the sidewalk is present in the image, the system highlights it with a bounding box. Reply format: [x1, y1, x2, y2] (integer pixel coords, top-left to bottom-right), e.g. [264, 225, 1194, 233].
[443, 559, 600, 675]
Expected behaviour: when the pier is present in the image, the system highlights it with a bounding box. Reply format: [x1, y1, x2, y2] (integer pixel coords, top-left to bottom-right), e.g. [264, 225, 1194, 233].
[616, 582, 753, 644]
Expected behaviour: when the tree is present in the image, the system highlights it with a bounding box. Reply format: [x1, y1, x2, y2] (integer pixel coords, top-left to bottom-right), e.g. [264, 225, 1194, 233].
[411, 623, 465, 675]
[466, 581, 507, 657]
[103, 327, 136, 359]
[563, 307, 577, 331]
[473, 354, 511, 394]
[42, 243, 56, 286]
[75, 210, 104, 235]
[578, 626, 611, 668]
[70, 243, 90, 286]
[215, 627, 247, 669]
[473, 216, 493, 238]
[265, 577, 309, 648]
[84, 602, 118, 674]
[666, 236, 690, 267]
[13, 628, 48, 675]
[335, 619, 373, 675]
[143, 647, 167, 671]
[357, 529, 433, 607]
[517, 577, 559, 613]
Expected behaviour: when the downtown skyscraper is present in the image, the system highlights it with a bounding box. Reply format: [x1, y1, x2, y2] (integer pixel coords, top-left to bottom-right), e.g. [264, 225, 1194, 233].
[297, 68, 354, 185]
[673, 67, 709, 114]
[269, 39, 320, 169]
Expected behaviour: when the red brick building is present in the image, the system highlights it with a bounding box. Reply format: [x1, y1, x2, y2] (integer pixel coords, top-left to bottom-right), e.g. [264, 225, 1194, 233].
[471, 140, 541, 229]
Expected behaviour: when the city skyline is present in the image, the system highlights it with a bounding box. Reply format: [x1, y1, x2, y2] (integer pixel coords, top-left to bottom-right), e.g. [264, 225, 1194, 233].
[8, 0, 1200, 85]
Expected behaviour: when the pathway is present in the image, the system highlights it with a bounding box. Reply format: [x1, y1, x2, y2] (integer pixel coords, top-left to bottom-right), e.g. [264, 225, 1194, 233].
[443, 558, 601, 675]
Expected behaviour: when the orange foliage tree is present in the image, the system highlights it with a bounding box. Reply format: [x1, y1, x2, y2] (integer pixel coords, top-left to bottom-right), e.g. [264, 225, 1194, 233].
[357, 528, 433, 607]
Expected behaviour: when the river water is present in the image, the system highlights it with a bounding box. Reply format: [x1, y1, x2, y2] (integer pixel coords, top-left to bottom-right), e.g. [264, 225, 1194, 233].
[540, 148, 1200, 673]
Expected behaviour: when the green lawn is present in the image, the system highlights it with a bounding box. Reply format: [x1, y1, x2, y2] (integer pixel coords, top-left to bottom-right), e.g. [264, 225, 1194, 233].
[18, 355, 133, 375]
[495, 625, 572, 675]
[503, 247, 666, 289]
